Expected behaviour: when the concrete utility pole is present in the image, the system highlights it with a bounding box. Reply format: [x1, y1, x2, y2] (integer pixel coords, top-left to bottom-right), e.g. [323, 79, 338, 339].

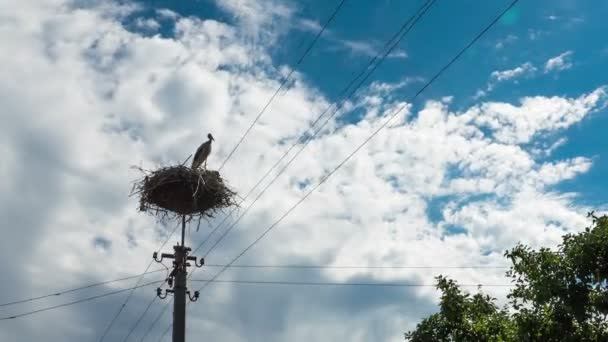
[154, 216, 203, 342]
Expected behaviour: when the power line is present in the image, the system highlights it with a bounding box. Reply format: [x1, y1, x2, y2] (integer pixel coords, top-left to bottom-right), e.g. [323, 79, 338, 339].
[0, 280, 163, 321]
[138, 297, 172, 342]
[0, 275, 512, 323]
[121, 296, 158, 342]
[203, 0, 438, 261]
[150, 2, 439, 338]
[153, 276, 514, 341]
[97, 222, 180, 342]
[0, 263, 501, 311]
[151, 0, 519, 337]
[203, 264, 509, 269]
[196, 0, 520, 296]
[190, 0, 436, 260]
[0, 269, 166, 308]
[190, 279, 514, 287]
[158, 324, 172, 342]
[218, 0, 347, 171]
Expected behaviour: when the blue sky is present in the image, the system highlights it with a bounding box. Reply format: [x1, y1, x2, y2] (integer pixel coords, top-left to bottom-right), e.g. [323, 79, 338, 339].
[1, 0, 607, 341]
[125, 0, 608, 206]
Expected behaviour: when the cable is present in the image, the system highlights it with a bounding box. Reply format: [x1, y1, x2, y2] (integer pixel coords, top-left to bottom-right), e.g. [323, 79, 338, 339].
[190, 279, 514, 287]
[121, 296, 157, 342]
[147, 2, 440, 336]
[189, 0, 437, 259]
[97, 222, 180, 342]
[218, 0, 347, 171]
[203, 0, 438, 260]
[151, 274, 514, 341]
[197, 0, 520, 294]
[158, 324, 171, 342]
[0, 269, 166, 308]
[138, 297, 172, 342]
[0, 280, 163, 321]
[150, 0, 518, 337]
[203, 264, 509, 269]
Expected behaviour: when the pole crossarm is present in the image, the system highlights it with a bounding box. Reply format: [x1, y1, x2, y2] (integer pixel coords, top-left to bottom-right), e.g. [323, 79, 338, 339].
[153, 215, 201, 342]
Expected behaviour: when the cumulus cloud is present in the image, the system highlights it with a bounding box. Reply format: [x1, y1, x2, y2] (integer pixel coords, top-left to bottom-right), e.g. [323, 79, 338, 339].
[490, 62, 537, 82]
[0, 1, 606, 341]
[494, 34, 518, 49]
[338, 38, 408, 59]
[156, 8, 179, 20]
[472, 87, 607, 144]
[475, 62, 536, 98]
[294, 18, 408, 59]
[133, 17, 160, 31]
[215, 0, 294, 41]
[545, 50, 574, 73]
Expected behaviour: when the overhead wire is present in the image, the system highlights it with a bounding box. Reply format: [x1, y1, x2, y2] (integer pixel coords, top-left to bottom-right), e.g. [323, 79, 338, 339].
[0, 275, 513, 322]
[0, 280, 164, 321]
[188, 0, 435, 260]
[0, 269, 166, 308]
[154, 275, 513, 342]
[203, 264, 509, 269]
[190, 279, 514, 287]
[158, 324, 172, 342]
[218, 0, 348, 171]
[152, 0, 521, 338]
[138, 297, 172, 342]
[149, 1, 438, 338]
[121, 296, 158, 342]
[192, 0, 436, 262]
[196, 0, 520, 296]
[0, 263, 505, 311]
[131, 4, 345, 337]
[96, 221, 180, 342]
[202, 0, 438, 262]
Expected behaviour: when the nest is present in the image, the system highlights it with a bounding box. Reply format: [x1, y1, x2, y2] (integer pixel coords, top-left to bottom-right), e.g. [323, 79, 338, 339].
[131, 165, 237, 222]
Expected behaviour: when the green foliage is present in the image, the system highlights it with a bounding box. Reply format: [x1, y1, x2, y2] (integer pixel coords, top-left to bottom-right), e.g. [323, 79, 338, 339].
[405, 213, 608, 341]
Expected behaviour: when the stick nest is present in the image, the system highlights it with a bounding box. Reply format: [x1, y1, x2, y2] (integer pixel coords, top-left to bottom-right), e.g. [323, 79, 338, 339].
[132, 165, 237, 221]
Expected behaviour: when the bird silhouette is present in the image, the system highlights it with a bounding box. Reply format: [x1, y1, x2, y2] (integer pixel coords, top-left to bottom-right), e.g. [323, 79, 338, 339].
[191, 133, 214, 169]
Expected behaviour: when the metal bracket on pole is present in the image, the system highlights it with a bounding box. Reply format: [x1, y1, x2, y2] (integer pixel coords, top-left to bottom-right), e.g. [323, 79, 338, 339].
[187, 291, 200, 302]
[157, 288, 169, 299]
[187, 255, 204, 268]
[153, 214, 203, 341]
[153, 251, 175, 263]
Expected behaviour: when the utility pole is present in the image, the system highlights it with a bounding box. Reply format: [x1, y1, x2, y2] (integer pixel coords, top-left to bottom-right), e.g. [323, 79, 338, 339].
[154, 216, 203, 342]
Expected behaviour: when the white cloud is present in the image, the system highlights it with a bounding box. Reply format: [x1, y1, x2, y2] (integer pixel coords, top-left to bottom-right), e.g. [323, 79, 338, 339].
[494, 34, 518, 49]
[156, 8, 179, 20]
[134, 17, 160, 31]
[338, 38, 407, 59]
[471, 87, 607, 144]
[531, 137, 568, 157]
[528, 29, 549, 41]
[490, 62, 537, 82]
[475, 62, 536, 99]
[215, 0, 294, 41]
[293, 18, 407, 60]
[295, 18, 322, 33]
[545, 50, 574, 73]
[0, 1, 606, 341]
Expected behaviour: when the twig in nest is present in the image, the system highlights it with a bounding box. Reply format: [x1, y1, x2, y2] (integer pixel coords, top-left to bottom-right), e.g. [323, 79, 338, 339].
[181, 154, 193, 167]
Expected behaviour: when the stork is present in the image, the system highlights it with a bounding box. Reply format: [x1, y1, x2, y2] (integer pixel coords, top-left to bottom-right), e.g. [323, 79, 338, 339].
[191, 133, 214, 169]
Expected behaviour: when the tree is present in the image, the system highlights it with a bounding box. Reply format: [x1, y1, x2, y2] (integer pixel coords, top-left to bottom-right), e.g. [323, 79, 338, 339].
[405, 213, 608, 341]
